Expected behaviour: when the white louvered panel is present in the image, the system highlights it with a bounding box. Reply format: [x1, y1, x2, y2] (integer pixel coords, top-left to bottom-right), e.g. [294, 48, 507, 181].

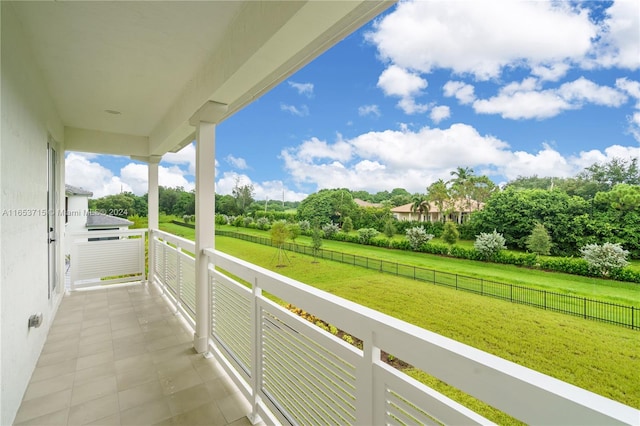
[165, 247, 178, 296]
[75, 239, 142, 280]
[179, 253, 196, 317]
[211, 274, 252, 373]
[261, 309, 357, 425]
[374, 362, 491, 426]
[154, 239, 165, 280]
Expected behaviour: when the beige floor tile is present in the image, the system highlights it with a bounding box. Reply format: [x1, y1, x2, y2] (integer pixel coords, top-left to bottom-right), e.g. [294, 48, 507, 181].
[117, 379, 165, 412]
[159, 367, 204, 396]
[80, 322, 111, 338]
[155, 356, 194, 378]
[119, 397, 173, 426]
[42, 337, 81, 355]
[22, 372, 75, 402]
[192, 357, 225, 382]
[204, 376, 238, 401]
[13, 407, 69, 426]
[79, 331, 113, 347]
[150, 342, 197, 364]
[74, 361, 117, 385]
[76, 349, 114, 371]
[30, 359, 77, 383]
[86, 412, 121, 426]
[146, 335, 182, 352]
[67, 393, 119, 425]
[114, 352, 153, 375]
[166, 383, 213, 416]
[116, 362, 158, 391]
[37, 346, 79, 367]
[13, 388, 72, 423]
[81, 316, 111, 329]
[78, 339, 113, 357]
[71, 375, 118, 407]
[112, 332, 146, 348]
[111, 324, 142, 339]
[217, 392, 252, 424]
[166, 401, 226, 426]
[113, 341, 148, 361]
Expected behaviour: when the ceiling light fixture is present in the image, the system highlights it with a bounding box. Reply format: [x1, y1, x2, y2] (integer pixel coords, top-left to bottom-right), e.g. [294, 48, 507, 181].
[104, 109, 121, 115]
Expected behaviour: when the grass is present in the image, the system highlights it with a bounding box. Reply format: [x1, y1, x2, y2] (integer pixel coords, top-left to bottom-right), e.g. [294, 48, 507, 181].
[213, 235, 640, 422]
[217, 225, 640, 307]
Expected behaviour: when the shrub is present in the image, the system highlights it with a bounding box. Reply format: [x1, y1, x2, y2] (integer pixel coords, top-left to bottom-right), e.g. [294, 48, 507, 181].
[287, 223, 301, 244]
[357, 228, 379, 244]
[256, 217, 270, 230]
[215, 214, 228, 225]
[405, 227, 434, 251]
[322, 222, 340, 239]
[342, 217, 353, 233]
[232, 216, 244, 227]
[441, 221, 459, 245]
[474, 230, 507, 260]
[526, 223, 552, 255]
[580, 242, 630, 276]
[243, 216, 254, 227]
[298, 220, 311, 232]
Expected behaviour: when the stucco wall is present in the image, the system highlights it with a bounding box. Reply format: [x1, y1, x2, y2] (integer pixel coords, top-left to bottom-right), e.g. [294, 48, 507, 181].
[1, 3, 65, 424]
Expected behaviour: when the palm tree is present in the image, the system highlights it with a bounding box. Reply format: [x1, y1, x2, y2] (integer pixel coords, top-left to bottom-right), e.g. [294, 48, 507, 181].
[426, 179, 450, 222]
[410, 194, 428, 222]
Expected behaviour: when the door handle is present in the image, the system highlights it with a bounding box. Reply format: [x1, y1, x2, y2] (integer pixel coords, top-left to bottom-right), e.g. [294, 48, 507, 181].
[49, 238, 56, 243]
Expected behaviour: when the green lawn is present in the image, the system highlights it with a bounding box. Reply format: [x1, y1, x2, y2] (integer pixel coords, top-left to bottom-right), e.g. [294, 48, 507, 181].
[213, 236, 640, 421]
[216, 225, 640, 307]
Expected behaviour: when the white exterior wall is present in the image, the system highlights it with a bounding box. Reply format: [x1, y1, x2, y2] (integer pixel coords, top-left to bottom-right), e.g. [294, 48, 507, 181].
[1, 4, 66, 424]
[65, 195, 89, 256]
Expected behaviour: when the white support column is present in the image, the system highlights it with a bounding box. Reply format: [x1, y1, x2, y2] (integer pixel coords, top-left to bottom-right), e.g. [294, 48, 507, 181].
[148, 157, 160, 285]
[132, 155, 161, 285]
[191, 101, 227, 354]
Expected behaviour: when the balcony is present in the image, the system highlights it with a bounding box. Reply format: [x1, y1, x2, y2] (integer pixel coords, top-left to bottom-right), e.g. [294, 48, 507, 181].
[14, 228, 639, 425]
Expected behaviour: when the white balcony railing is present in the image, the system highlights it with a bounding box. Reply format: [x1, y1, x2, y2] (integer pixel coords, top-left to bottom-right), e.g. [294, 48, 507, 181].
[149, 229, 638, 425]
[68, 228, 147, 290]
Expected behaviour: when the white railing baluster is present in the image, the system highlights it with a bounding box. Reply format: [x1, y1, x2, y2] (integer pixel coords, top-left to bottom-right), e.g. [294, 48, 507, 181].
[249, 277, 264, 425]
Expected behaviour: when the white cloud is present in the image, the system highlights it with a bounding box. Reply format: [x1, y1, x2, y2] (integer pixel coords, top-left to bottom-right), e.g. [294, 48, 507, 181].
[443, 81, 476, 105]
[590, 0, 640, 70]
[281, 125, 640, 194]
[163, 142, 196, 175]
[226, 155, 249, 170]
[280, 103, 309, 117]
[377, 65, 429, 114]
[292, 137, 352, 163]
[430, 105, 450, 124]
[531, 63, 570, 82]
[119, 163, 194, 195]
[367, 0, 596, 80]
[473, 77, 627, 120]
[616, 78, 640, 108]
[288, 81, 314, 97]
[358, 104, 381, 117]
[215, 172, 308, 202]
[65, 153, 132, 198]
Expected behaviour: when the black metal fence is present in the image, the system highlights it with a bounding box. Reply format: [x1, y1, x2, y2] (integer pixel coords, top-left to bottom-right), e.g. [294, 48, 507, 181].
[217, 230, 639, 331]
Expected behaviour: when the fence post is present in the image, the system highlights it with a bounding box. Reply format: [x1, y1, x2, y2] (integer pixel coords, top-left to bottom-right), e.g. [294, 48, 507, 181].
[480, 278, 483, 295]
[544, 291, 547, 310]
[584, 298, 587, 319]
[633, 307, 636, 330]
[455, 275, 458, 290]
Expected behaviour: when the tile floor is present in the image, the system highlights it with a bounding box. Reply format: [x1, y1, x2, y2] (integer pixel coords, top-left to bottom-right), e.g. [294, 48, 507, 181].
[14, 282, 262, 426]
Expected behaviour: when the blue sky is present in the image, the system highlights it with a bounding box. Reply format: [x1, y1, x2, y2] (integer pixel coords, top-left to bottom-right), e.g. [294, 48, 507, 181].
[66, 0, 640, 201]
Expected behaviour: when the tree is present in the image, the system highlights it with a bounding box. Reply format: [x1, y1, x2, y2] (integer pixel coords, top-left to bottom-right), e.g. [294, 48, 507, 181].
[441, 221, 459, 245]
[322, 222, 340, 238]
[580, 242, 629, 276]
[405, 227, 434, 251]
[93, 193, 136, 218]
[426, 179, 450, 222]
[410, 194, 428, 221]
[341, 216, 353, 233]
[383, 219, 396, 240]
[526, 223, 552, 255]
[297, 189, 357, 225]
[287, 223, 301, 245]
[474, 230, 507, 259]
[270, 221, 290, 267]
[232, 178, 255, 215]
[311, 225, 323, 263]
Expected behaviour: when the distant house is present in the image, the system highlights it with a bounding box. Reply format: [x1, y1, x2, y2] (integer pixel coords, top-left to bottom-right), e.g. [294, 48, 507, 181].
[65, 185, 132, 255]
[353, 198, 383, 208]
[391, 199, 484, 223]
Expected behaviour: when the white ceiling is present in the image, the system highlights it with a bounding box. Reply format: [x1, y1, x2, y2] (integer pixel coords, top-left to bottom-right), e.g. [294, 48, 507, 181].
[10, 1, 395, 157]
